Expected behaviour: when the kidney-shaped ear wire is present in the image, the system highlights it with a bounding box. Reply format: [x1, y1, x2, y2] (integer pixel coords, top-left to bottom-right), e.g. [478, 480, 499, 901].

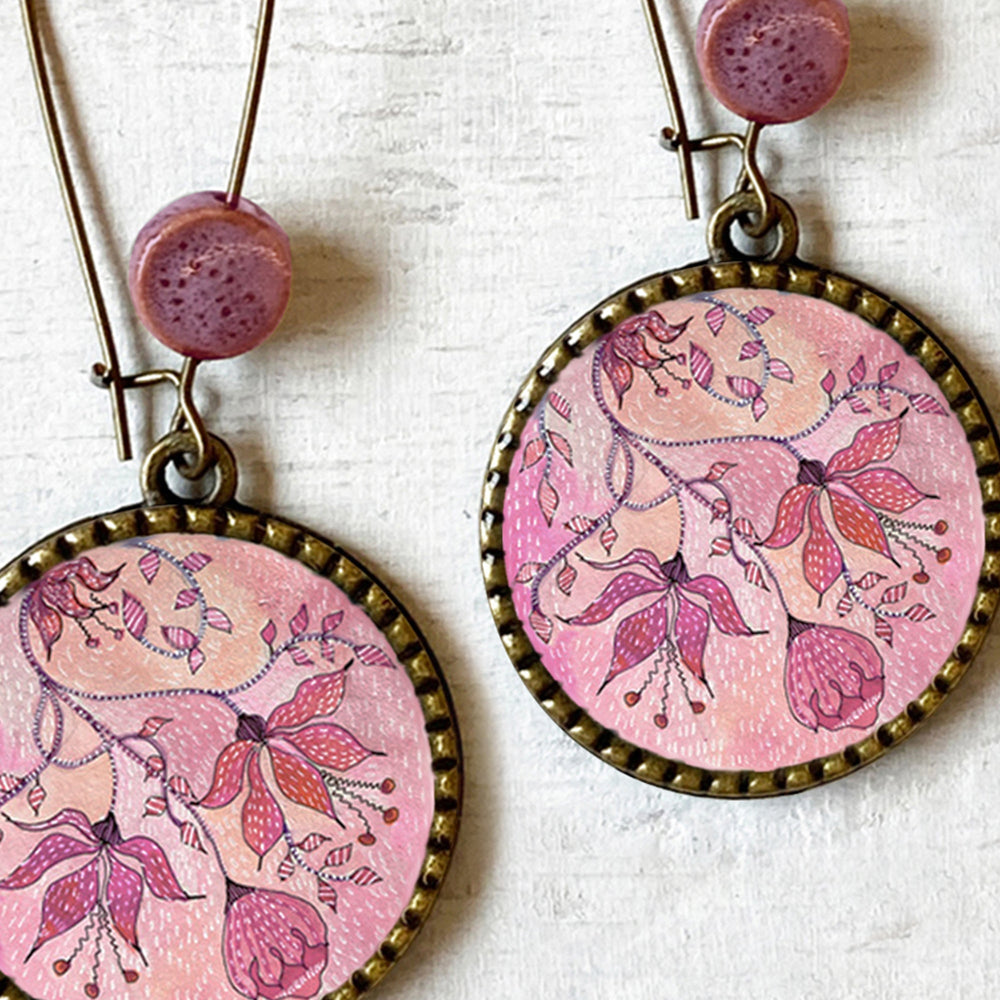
[20, 0, 280, 483]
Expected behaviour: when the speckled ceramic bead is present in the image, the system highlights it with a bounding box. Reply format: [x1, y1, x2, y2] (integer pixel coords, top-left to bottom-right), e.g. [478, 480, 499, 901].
[128, 191, 292, 360]
[696, 0, 850, 125]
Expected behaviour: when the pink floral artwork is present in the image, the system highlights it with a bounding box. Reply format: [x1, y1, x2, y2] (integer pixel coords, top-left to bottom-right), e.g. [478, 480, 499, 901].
[503, 289, 984, 771]
[0, 535, 434, 999]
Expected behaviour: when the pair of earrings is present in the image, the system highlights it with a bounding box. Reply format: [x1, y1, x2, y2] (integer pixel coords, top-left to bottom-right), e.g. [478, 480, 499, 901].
[1, 1, 996, 999]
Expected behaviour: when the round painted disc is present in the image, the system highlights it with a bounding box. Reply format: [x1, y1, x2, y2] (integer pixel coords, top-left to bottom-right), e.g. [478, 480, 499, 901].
[0, 507, 459, 1000]
[483, 263, 999, 796]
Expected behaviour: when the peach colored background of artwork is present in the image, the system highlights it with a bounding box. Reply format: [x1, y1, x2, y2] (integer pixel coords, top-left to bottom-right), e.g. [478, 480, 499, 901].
[504, 288, 984, 771]
[0, 535, 434, 1000]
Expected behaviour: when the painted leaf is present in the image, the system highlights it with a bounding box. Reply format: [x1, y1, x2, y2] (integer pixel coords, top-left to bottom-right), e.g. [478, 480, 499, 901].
[821, 370, 836, 395]
[600, 524, 618, 554]
[744, 562, 768, 590]
[28, 783, 46, 816]
[874, 616, 894, 647]
[325, 844, 353, 868]
[599, 598, 668, 689]
[261, 620, 277, 646]
[0, 774, 18, 793]
[139, 550, 161, 584]
[538, 478, 559, 526]
[515, 562, 544, 584]
[564, 514, 596, 534]
[689, 343, 714, 389]
[739, 340, 762, 361]
[529, 609, 553, 644]
[710, 537, 732, 557]
[711, 498, 730, 521]
[848, 356, 866, 386]
[877, 389, 892, 411]
[168, 775, 193, 798]
[139, 717, 171, 738]
[277, 853, 296, 881]
[746, 306, 774, 325]
[289, 645, 315, 667]
[557, 562, 577, 596]
[879, 362, 899, 384]
[856, 571, 887, 591]
[355, 644, 396, 669]
[188, 647, 206, 674]
[180, 822, 206, 852]
[122, 591, 148, 640]
[181, 552, 212, 572]
[351, 863, 394, 888]
[751, 396, 769, 422]
[848, 396, 872, 415]
[145, 756, 165, 778]
[836, 594, 853, 617]
[162, 625, 198, 650]
[548, 431, 573, 466]
[904, 604, 936, 622]
[727, 376, 761, 399]
[317, 881, 338, 911]
[768, 358, 794, 382]
[205, 607, 232, 632]
[520, 437, 546, 471]
[706, 461, 736, 482]
[909, 392, 947, 416]
[143, 796, 167, 817]
[548, 392, 572, 421]
[705, 305, 725, 335]
[733, 517, 757, 541]
[880, 583, 908, 606]
[322, 612, 343, 636]
[174, 588, 198, 610]
[296, 833, 331, 853]
[290, 604, 309, 636]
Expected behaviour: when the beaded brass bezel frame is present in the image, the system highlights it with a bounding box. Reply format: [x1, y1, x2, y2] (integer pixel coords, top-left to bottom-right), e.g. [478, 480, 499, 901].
[0, 501, 462, 1000]
[481, 258, 1000, 798]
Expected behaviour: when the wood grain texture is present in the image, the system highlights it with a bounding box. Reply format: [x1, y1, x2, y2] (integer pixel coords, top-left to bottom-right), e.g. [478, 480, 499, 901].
[1, 1, 999, 997]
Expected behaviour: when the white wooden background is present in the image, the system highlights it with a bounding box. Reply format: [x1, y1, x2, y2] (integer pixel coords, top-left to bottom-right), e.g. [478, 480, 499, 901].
[2, 1, 1000, 997]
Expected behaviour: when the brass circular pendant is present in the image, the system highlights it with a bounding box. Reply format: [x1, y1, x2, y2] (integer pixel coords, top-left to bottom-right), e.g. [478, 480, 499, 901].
[0, 503, 460, 1000]
[482, 259, 999, 797]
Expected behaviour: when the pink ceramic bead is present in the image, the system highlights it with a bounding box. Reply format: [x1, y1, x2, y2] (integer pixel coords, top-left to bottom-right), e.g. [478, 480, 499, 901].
[128, 191, 292, 360]
[696, 0, 850, 125]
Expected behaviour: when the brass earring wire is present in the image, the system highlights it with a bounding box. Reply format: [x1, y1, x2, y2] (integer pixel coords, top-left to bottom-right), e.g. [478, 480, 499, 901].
[0, 5, 460, 999]
[482, 0, 999, 798]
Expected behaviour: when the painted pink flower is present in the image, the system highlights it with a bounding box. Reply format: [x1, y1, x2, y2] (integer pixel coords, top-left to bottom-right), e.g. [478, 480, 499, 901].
[222, 882, 328, 999]
[0, 809, 197, 975]
[26, 556, 122, 659]
[602, 312, 690, 406]
[201, 667, 375, 861]
[763, 414, 930, 598]
[567, 549, 758, 704]
[785, 618, 885, 731]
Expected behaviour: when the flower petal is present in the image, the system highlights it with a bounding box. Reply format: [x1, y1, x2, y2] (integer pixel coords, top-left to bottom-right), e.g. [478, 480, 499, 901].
[838, 468, 929, 513]
[826, 415, 902, 476]
[681, 576, 754, 636]
[828, 488, 893, 558]
[28, 855, 99, 957]
[266, 671, 348, 733]
[0, 834, 97, 890]
[116, 837, 193, 900]
[5, 808, 98, 842]
[579, 548, 669, 581]
[674, 594, 710, 681]
[802, 499, 843, 597]
[243, 754, 285, 860]
[613, 330, 660, 369]
[602, 347, 633, 407]
[285, 724, 374, 772]
[763, 483, 813, 549]
[106, 855, 143, 952]
[268, 747, 338, 821]
[598, 597, 668, 691]
[68, 556, 121, 592]
[200, 740, 254, 808]
[567, 573, 666, 626]
[28, 594, 62, 657]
